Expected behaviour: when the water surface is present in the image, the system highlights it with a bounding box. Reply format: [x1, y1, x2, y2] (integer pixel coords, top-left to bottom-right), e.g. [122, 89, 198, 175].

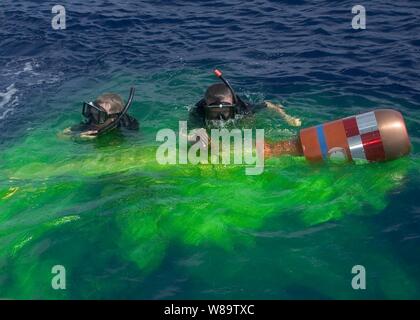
[0, 0, 419, 299]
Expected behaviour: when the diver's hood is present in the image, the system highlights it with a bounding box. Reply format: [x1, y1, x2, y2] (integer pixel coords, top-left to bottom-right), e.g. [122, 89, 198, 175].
[201, 70, 251, 122]
[80, 87, 135, 136]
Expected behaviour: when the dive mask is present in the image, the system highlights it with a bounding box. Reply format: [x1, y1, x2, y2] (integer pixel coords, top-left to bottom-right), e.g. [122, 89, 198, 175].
[204, 102, 237, 121]
[82, 101, 110, 124]
[81, 87, 135, 135]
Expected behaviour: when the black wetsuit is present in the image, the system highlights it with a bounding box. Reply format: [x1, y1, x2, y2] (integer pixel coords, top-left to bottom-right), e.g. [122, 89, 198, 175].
[118, 114, 139, 130]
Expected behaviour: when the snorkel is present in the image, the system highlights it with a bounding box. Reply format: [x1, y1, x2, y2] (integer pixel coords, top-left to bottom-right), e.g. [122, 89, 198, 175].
[211, 69, 251, 115]
[96, 87, 135, 135]
[214, 69, 238, 104]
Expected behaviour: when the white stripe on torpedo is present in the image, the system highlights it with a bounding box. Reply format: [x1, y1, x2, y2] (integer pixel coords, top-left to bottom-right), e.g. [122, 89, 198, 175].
[347, 135, 366, 160]
[355, 111, 378, 135]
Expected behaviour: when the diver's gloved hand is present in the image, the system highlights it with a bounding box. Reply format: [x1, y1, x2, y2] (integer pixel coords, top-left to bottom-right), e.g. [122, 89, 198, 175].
[186, 128, 211, 148]
[79, 130, 99, 139]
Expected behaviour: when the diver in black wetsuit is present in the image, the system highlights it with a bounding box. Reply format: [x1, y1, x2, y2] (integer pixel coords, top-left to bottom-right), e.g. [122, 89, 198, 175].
[63, 87, 139, 138]
[189, 69, 301, 129]
[186, 69, 301, 146]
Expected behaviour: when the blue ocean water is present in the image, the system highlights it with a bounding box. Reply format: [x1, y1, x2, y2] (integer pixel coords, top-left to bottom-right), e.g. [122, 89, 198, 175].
[0, 0, 419, 299]
[1, 1, 419, 140]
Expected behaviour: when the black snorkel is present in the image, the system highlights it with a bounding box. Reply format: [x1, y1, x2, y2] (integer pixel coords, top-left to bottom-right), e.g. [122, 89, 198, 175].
[96, 87, 136, 136]
[213, 69, 251, 114]
[214, 69, 238, 104]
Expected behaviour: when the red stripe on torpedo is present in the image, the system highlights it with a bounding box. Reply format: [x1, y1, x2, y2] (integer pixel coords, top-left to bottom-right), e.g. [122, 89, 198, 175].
[361, 130, 386, 161]
[343, 117, 359, 137]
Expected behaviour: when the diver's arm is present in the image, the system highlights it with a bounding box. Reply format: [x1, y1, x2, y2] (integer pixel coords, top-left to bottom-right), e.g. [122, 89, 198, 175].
[58, 125, 98, 139]
[264, 138, 303, 158]
[264, 101, 301, 127]
[79, 130, 99, 138]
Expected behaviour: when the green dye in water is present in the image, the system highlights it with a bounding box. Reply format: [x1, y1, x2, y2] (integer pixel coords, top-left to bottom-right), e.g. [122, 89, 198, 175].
[0, 73, 419, 299]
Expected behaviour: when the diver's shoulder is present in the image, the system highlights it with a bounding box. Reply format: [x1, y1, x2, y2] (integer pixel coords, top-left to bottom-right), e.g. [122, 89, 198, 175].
[121, 114, 139, 130]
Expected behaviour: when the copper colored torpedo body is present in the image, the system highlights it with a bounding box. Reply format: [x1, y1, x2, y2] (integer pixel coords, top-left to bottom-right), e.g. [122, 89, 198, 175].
[266, 109, 411, 163]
